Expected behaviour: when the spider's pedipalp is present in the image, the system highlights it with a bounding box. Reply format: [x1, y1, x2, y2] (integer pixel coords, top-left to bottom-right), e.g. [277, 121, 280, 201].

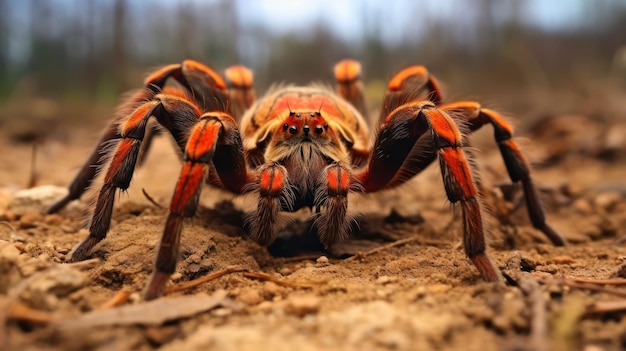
[314, 162, 353, 247]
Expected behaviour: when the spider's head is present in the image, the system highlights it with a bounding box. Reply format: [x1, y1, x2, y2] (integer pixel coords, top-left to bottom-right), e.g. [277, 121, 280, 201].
[280, 111, 329, 141]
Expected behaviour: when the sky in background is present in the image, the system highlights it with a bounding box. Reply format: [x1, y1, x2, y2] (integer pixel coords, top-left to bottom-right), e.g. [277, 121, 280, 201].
[1, 0, 613, 65]
[233, 0, 588, 42]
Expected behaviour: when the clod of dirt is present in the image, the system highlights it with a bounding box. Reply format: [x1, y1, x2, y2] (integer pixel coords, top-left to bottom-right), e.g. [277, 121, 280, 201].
[0, 242, 25, 293]
[0, 188, 13, 213]
[19, 212, 44, 229]
[594, 191, 623, 212]
[237, 288, 264, 306]
[284, 293, 320, 317]
[20, 265, 87, 310]
[615, 263, 626, 278]
[8, 185, 68, 215]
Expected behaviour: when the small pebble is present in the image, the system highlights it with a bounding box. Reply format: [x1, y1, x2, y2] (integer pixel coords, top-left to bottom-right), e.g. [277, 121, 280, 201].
[594, 192, 622, 211]
[572, 198, 593, 215]
[316, 256, 329, 265]
[44, 214, 65, 226]
[550, 255, 576, 265]
[237, 288, 264, 306]
[535, 264, 559, 274]
[278, 267, 292, 276]
[262, 281, 282, 297]
[284, 294, 320, 317]
[19, 212, 43, 229]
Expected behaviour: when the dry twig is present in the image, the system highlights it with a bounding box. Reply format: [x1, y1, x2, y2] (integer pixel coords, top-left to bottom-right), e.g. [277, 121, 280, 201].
[545, 278, 626, 298]
[344, 236, 449, 262]
[164, 266, 246, 295]
[585, 300, 626, 315]
[8, 302, 56, 324]
[97, 290, 131, 310]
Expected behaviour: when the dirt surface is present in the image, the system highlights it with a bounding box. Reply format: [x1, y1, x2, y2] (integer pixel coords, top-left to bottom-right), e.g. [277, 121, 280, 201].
[1, 101, 626, 351]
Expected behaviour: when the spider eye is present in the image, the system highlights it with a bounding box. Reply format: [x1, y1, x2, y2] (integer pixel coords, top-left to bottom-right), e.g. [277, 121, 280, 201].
[323, 123, 329, 130]
[283, 123, 288, 130]
[315, 125, 324, 134]
[289, 126, 297, 134]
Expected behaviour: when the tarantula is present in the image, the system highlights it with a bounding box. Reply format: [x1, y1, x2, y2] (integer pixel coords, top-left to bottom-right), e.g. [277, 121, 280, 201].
[49, 59, 565, 299]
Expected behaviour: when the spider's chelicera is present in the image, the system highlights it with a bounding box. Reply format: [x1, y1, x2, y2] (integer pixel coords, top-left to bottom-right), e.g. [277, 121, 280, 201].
[49, 59, 566, 299]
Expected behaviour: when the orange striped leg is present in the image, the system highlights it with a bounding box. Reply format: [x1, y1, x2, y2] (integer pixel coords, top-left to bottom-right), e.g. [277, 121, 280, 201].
[357, 102, 500, 282]
[334, 59, 368, 120]
[380, 65, 444, 123]
[47, 89, 160, 214]
[68, 91, 206, 263]
[314, 163, 353, 247]
[144, 59, 232, 114]
[144, 113, 249, 299]
[224, 65, 256, 118]
[441, 101, 566, 246]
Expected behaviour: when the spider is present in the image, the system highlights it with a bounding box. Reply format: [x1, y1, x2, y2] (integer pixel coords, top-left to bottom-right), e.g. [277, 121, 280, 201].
[49, 59, 566, 299]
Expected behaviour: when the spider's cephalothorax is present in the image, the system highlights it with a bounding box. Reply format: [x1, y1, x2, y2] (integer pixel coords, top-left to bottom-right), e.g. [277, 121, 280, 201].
[49, 59, 566, 299]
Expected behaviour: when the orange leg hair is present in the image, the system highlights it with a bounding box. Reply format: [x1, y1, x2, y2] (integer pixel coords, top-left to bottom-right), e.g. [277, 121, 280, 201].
[441, 101, 566, 246]
[144, 113, 251, 299]
[356, 102, 500, 282]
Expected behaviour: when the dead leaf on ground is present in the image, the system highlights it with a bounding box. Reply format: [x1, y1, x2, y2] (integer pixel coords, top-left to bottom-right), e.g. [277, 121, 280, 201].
[52, 290, 241, 333]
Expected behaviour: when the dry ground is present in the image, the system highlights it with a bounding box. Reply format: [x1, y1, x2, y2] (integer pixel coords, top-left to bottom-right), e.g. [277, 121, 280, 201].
[0, 98, 625, 351]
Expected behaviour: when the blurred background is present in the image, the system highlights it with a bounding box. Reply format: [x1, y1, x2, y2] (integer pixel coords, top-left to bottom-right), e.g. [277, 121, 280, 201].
[0, 0, 625, 141]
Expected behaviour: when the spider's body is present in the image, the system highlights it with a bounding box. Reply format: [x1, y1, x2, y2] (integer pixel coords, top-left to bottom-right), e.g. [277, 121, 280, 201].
[49, 59, 565, 299]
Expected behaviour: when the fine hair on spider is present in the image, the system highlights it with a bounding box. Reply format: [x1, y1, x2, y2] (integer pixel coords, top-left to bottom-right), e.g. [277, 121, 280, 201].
[49, 58, 566, 300]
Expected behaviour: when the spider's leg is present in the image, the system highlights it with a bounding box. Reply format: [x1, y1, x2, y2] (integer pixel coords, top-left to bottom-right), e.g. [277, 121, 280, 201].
[68, 90, 205, 262]
[136, 120, 163, 167]
[144, 60, 232, 114]
[49, 61, 230, 214]
[334, 59, 369, 121]
[380, 65, 444, 123]
[224, 65, 256, 119]
[145, 112, 250, 299]
[441, 101, 566, 246]
[314, 162, 353, 247]
[48, 89, 155, 214]
[357, 101, 500, 282]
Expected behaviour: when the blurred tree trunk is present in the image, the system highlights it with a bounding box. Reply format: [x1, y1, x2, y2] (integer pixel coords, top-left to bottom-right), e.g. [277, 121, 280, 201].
[0, 0, 7, 72]
[177, 0, 196, 59]
[112, 0, 128, 92]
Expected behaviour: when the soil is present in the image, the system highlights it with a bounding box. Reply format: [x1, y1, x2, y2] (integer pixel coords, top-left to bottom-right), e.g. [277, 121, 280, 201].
[1, 94, 626, 351]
